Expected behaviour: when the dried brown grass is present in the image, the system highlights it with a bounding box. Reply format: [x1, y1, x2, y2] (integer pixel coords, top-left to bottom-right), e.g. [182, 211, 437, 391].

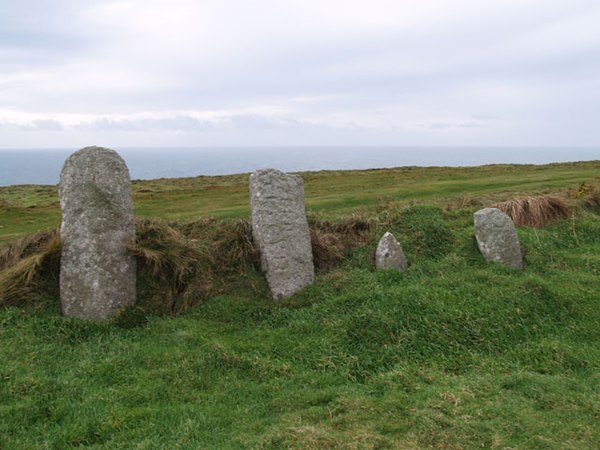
[310, 215, 375, 272]
[0, 230, 61, 306]
[311, 229, 344, 272]
[491, 195, 571, 227]
[128, 218, 262, 314]
[129, 219, 212, 314]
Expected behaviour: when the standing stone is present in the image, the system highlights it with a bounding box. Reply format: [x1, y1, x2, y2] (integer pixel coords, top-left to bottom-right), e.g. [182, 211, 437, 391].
[250, 168, 314, 299]
[474, 207, 523, 270]
[375, 232, 408, 271]
[59, 146, 136, 320]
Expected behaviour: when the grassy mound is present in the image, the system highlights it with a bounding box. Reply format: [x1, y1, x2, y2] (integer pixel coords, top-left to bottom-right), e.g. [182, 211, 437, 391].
[0, 215, 375, 314]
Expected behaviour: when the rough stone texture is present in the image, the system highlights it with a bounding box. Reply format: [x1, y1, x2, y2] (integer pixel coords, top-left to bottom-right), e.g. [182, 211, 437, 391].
[375, 232, 408, 271]
[59, 146, 136, 320]
[250, 168, 314, 299]
[474, 207, 523, 270]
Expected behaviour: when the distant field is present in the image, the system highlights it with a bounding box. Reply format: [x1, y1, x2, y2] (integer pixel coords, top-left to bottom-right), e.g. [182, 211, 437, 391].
[1, 160, 599, 245]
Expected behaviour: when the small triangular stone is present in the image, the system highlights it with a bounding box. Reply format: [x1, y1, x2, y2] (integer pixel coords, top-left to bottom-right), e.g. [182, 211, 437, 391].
[375, 232, 408, 271]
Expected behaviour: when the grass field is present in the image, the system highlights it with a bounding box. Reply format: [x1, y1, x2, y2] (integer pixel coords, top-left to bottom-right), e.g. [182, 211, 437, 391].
[1, 161, 599, 448]
[2, 160, 600, 245]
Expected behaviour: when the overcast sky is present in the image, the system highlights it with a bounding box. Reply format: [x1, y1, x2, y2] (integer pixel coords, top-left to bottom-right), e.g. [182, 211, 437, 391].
[1, 0, 599, 148]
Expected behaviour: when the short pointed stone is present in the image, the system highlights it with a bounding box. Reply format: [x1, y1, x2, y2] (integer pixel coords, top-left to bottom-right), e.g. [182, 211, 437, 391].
[474, 207, 523, 270]
[375, 231, 408, 271]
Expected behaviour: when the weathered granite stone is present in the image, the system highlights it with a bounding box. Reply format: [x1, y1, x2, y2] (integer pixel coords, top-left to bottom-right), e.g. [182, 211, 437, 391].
[375, 232, 408, 271]
[59, 146, 136, 320]
[250, 168, 314, 299]
[474, 207, 523, 270]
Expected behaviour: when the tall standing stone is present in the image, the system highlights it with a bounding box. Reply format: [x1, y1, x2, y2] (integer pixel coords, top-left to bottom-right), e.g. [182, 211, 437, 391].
[474, 207, 523, 270]
[375, 232, 408, 271]
[250, 168, 314, 299]
[59, 146, 136, 320]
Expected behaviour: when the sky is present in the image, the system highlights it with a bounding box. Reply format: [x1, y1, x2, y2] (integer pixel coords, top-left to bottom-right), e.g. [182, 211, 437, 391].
[1, 0, 600, 148]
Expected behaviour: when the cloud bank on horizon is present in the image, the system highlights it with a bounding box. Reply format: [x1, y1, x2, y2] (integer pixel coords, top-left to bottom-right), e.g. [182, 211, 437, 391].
[1, 0, 599, 148]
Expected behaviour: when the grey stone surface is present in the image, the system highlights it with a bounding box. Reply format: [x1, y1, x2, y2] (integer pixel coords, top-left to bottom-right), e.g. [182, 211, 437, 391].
[474, 207, 523, 270]
[250, 168, 314, 299]
[59, 146, 136, 320]
[375, 232, 408, 271]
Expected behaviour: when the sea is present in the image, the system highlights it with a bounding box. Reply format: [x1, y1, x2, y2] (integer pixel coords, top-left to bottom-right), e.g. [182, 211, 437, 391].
[1, 146, 599, 187]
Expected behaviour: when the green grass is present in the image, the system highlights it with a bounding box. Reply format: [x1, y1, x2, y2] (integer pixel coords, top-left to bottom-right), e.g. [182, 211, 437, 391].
[1, 161, 600, 448]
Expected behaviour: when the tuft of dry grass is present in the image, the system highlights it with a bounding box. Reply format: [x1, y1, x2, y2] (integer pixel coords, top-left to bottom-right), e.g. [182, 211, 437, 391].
[201, 218, 259, 273]
[312, 214, 375, 245]
[0, 230, 61, 307]
[129, 218, 262, 314]
[311, 229, 344, 272]
[128, 219, 213, 314]
[491, 195, 571, 227]
[310, 215, 375, 272]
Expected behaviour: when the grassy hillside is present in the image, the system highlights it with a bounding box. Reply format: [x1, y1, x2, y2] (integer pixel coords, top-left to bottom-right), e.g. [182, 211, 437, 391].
[1, 161, 599, 449]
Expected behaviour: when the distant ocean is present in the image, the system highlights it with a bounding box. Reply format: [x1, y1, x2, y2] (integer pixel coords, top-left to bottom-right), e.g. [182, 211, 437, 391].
[1, 146, 599, 187]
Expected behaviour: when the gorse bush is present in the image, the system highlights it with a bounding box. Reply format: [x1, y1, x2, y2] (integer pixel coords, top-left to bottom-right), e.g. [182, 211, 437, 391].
[580, 184, 600, 212]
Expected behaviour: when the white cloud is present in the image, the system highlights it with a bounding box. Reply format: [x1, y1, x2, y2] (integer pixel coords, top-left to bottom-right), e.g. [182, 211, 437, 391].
[1, 0, 600, 146]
